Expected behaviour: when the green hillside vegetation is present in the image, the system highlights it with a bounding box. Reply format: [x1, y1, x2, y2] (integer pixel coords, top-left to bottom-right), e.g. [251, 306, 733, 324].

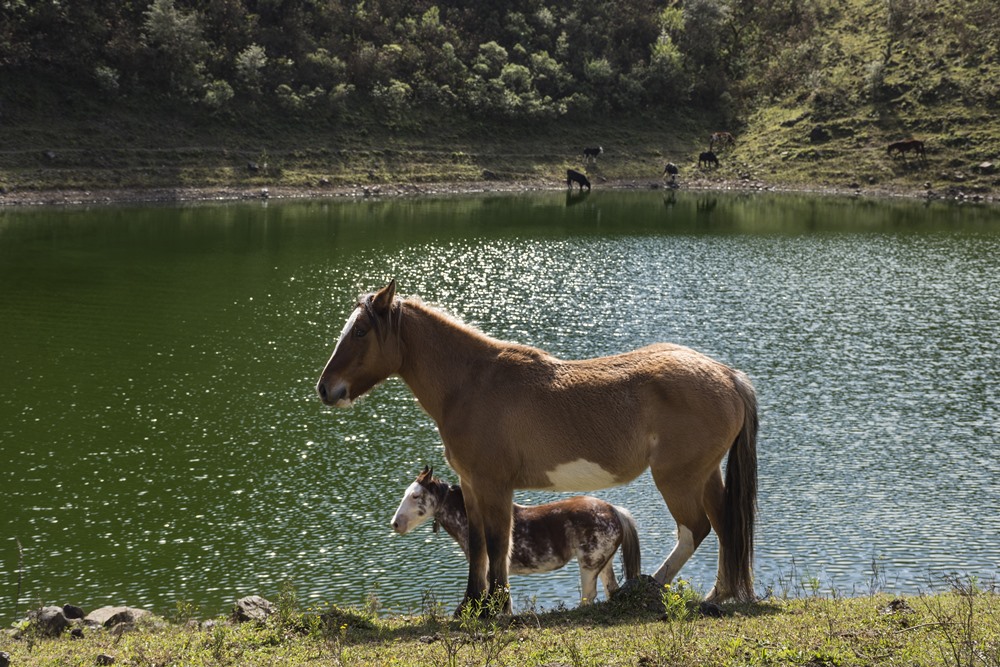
[0, 0, 998, 199]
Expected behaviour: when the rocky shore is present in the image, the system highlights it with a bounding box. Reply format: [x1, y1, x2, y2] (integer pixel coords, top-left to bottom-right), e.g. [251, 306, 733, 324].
[1, 175, 997, 208]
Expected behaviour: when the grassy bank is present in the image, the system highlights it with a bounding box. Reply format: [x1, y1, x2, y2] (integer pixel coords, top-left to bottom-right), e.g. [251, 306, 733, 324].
[1, 75, 997, 205]
[5, 581, 999, 666]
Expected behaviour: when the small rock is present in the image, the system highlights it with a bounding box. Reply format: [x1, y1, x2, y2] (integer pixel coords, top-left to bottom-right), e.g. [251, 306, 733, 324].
[231, 595, 273, 623]
[881, 598, 916, 615]
[974, 161, 996, 175]
[0, 650, 10, 667]
[84, 606, 151, 629]
[809, 126, 831, 143]
[97, 654, 116, 665]
[29, 606, 69, 637]
[63, 604, 86, 620]
[699, 601, 724, 617]
[71, 627, 85, 639]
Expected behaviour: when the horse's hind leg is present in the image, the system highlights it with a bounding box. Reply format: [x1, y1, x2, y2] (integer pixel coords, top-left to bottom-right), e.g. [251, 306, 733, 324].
[700, 468, 735, 602]
[650, 470, 712, 587]
[597, 559, 618, 598]
[579, 565, 600, 605]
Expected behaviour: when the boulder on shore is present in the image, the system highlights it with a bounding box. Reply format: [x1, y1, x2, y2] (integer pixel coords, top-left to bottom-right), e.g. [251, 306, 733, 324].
[231, 595, 274, 623]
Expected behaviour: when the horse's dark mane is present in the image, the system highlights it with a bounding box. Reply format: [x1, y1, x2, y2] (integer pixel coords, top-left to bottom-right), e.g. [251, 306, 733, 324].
[403, 296, 553, 364]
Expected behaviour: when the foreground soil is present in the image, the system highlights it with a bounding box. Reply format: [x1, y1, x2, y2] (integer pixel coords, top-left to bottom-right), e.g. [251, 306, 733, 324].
[3, 590, 999, 667]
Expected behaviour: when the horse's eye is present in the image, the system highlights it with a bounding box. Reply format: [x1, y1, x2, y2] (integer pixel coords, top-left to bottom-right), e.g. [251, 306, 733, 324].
[353, 325, 368, 338]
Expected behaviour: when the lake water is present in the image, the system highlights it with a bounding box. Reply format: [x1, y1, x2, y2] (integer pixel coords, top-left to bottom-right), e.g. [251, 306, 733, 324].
[1, 190, 997, 622]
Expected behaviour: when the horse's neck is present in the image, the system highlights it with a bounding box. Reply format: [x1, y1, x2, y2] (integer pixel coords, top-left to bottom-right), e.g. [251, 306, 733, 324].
[397, 300, 500, 421]
[435, 487, 471, 557]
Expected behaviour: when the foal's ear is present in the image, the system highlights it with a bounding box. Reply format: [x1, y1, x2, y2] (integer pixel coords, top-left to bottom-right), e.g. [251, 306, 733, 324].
[372, 279, 396, 315]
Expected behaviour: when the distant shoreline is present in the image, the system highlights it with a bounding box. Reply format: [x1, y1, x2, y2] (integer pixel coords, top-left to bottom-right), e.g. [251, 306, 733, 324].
[2, 177, 996, 208]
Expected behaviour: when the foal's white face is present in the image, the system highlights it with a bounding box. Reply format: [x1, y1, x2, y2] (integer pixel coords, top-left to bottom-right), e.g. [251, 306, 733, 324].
[390, 481, 438, 534]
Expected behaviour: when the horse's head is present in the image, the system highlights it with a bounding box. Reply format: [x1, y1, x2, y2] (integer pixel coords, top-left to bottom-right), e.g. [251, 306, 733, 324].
[391, 466, 445, 534]
[316, 280, 402, 407]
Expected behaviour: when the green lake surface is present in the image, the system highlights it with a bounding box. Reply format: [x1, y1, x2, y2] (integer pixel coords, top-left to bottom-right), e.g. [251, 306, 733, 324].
[1, 190, 997, 621]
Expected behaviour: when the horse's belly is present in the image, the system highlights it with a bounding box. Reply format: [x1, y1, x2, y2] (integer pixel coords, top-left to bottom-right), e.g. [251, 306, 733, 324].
[510, 554, 569, 575]
[541, 458, 635, 492]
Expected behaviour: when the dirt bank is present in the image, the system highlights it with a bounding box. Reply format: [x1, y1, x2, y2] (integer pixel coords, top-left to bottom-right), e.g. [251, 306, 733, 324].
[1, 176, 996, 207]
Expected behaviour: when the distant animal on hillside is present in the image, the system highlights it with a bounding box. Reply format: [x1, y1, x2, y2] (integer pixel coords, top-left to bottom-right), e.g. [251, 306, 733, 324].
[662, 162, 679, 183]
[709, 132, 735, 151]
[887, 139, 925, 160]
[583, 146, 603, 163]
[699, 151, 720, 169]
[567, 168, 591, 191]
[391, 467, 641, 605]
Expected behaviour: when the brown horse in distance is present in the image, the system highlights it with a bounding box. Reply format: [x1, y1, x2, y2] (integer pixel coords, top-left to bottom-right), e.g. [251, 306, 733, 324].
[710, 132, 735, 151]
[316, 281, 758, 614]
[887, 138, 926, 159]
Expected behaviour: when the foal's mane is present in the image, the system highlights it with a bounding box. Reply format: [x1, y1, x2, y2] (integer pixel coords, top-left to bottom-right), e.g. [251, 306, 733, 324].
[416, 465, 460, 534]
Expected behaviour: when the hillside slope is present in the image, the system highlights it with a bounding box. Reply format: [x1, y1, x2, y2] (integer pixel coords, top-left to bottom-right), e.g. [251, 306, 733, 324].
[0, 0, 997, 201]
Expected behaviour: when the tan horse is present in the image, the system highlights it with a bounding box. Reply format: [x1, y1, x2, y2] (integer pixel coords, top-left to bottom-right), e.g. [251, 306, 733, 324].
[316, 281, 758, 613]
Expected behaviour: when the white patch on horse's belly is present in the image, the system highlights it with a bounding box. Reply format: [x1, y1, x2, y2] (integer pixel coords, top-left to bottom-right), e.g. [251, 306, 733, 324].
[544, 459, 617, 491]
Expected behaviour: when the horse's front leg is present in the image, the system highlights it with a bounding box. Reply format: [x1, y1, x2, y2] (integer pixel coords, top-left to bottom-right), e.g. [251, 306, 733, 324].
[456, 482, 489, 615]
[457, 484, 514, 616]
[481, 488, 514, 615]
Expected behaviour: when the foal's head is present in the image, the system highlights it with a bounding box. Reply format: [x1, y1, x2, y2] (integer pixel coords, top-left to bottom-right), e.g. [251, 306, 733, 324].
[316, 280, 402, 406]
[391, 466, 448, 534]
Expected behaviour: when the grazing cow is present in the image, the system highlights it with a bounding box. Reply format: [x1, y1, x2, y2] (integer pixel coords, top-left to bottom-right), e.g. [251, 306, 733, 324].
[567, 168, 591, 191]
[662, 162, 679, 183]
[699, 151, 720, 169]
[709, 132, 735, 151]
[887, 139, 925, 160]
[583, 146, 603, 163]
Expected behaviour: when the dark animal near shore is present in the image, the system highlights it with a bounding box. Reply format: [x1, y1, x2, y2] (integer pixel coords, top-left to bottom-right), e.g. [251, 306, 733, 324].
[887, 139, 925, 159]
[567, 168, 591, 191]
[317, 280, 759, 614]
[583, 146, 603, 163]
[699, 151, 720, 168]
[392, 467, 641, 605]
[662, 162, 679, 182]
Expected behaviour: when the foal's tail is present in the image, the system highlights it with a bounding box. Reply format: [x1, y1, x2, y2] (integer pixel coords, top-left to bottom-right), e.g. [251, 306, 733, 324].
[722, 370, 759, 602]
[611, 505, 642, 581]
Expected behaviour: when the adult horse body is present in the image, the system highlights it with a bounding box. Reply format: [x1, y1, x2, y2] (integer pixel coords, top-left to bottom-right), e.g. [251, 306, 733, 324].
[392, 467, 641, 604]
[317, 281, 758, 612]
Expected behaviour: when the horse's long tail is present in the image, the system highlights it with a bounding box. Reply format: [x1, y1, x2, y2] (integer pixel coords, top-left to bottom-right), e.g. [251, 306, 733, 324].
[722, 370, 759, 602]
[611, 505, 642, 581]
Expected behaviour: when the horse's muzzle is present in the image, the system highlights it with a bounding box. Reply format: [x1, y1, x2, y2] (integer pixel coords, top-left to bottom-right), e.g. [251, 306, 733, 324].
[316, 379, 350, 406]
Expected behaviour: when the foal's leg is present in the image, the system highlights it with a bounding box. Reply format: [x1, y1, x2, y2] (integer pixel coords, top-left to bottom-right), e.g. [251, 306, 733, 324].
[597, 559, 619, 598]
[650, 469, 712, 587]
[579, 565, 600, 605]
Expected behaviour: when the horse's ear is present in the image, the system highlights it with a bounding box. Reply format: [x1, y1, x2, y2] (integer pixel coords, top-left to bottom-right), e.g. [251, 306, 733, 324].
[372, 280, 396, 315]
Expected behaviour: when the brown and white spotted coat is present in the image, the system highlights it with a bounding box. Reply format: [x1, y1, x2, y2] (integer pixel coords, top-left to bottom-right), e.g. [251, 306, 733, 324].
[392, 467, 641, 604]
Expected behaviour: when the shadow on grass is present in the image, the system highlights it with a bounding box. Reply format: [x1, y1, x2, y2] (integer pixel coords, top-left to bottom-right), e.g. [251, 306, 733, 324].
[320, 580, 785, 648]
